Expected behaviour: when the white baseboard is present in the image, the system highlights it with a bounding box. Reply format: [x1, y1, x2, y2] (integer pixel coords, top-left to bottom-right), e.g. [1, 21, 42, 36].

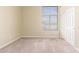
[0, 36, 20, 49]
[21, 36, 60, 39]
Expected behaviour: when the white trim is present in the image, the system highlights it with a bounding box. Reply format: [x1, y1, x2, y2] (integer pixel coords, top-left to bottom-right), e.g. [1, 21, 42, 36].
[21, 36, 60, 39]
[0, 36, 20, 49]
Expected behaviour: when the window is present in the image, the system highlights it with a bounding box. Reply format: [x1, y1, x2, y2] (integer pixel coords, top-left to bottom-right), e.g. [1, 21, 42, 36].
[42, 6, 58, 31]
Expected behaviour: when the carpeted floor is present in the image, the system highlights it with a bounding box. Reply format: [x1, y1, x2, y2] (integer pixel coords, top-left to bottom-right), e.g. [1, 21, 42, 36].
[0, 38, 78, 53]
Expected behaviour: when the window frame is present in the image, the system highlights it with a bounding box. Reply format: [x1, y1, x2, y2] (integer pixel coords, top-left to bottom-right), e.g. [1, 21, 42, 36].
[42, 6, 58, 31]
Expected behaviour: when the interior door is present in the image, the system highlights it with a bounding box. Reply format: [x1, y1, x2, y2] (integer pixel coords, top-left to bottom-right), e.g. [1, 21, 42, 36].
[63, 7, 75, 46]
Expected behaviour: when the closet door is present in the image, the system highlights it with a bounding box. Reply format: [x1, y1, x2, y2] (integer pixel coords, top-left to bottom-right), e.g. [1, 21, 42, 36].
[63, 7, 75, 46]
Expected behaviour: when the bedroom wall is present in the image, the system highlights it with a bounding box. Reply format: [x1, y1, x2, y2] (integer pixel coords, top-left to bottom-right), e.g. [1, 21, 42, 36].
[0, 6, 22, 48]
[22, 6, 59, 38]
[75, 7, 79, 48]
[22, 6, 42, 36]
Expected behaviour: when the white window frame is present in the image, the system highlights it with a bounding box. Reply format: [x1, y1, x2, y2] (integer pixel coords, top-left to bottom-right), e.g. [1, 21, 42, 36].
[42, 6, 58, 31]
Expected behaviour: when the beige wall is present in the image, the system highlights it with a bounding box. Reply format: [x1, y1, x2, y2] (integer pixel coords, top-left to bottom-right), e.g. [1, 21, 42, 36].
[0, 7, 22, 48]
[75, 7, 79, 48]
[22, 6, 59, 38]
[22, 6, 42, 36]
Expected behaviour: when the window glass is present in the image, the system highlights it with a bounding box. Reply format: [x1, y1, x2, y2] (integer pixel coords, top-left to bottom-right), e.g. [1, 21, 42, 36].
[43, 7, 57, 15]
[50, 16, 57, 25]
[42, 6, 58, 31]
[42, 16, 49, 25]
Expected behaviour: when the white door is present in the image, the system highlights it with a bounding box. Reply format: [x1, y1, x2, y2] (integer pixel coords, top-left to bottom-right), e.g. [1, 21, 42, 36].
[62, 7, 75, 46]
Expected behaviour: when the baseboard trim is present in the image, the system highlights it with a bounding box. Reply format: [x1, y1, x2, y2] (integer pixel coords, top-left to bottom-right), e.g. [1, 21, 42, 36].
[21, 36, 60, 39]
[0, 36, 20, 49]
